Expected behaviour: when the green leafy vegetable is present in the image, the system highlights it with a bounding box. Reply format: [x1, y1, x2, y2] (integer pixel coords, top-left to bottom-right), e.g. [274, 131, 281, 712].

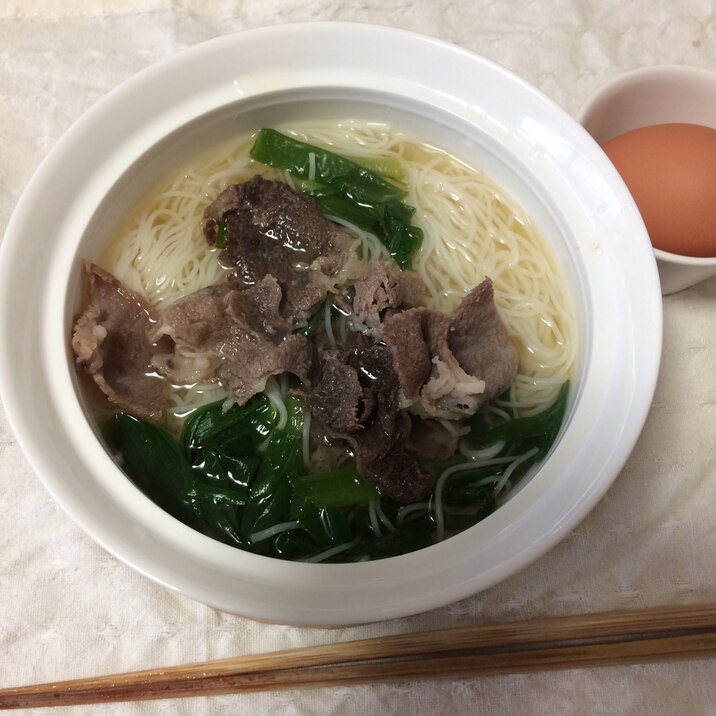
[107, 380, 569, 563]
[249, 128, 423, 268]
[290, 467, 380, 517]
[296, 502, 353, 548]
[294, 301, 328, 338]
[240, 396, 307, 541]
[352, 155, 405, 182]
[250, 128, 403, 204]
[214, 219, 228, 249]
[341, 527, 435, 561]
[469, 381, 570, 457]
[106, 413, 250, 548]
[182, 395, 276, 458]
[107, 412, 197, 524]
[193, 449, 258, 493]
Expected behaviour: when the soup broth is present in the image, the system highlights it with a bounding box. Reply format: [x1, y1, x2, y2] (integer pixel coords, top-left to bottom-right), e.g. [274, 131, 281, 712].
[74, 121, 576, 561]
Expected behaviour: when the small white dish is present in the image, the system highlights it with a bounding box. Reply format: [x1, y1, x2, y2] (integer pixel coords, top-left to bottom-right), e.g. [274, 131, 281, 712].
[578, 65, 716, 295]
[0, 23, 661, 625]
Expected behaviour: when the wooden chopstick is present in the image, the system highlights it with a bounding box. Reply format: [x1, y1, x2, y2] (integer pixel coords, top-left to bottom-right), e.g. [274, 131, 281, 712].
[3, 603, 716, 709]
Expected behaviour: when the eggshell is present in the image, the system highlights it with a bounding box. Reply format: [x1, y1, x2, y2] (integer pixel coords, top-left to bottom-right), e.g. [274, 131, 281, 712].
[601, 123, 716, 258]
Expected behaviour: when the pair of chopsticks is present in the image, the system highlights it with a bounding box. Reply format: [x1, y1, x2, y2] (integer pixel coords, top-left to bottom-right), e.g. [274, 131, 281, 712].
[2, 603, 716, 709]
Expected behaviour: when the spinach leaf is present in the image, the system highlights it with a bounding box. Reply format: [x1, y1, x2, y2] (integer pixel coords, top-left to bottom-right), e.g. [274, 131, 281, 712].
[240, 396, 307, 541]
[249, 128, 423, 267]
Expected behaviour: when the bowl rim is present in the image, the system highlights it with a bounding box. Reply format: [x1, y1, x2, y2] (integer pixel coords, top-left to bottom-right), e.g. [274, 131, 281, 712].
[0, 22, 662, 625]
[653, 247, 716, 265]
[577, 63, 716, 125]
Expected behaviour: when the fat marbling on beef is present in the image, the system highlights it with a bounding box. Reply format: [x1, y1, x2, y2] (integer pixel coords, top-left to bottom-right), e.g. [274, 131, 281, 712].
[380, 278, 518, 420]
[351, 260, 426, 331]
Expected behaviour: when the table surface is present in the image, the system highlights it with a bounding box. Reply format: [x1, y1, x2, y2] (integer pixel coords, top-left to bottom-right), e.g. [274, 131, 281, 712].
[2, 2, 716, 714]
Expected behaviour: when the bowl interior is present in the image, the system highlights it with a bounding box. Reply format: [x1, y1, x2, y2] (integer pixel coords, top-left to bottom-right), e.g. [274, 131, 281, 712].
[72, 87, 588, 301]
[63, 87, 589, 572]
[578, 65, 716, 143]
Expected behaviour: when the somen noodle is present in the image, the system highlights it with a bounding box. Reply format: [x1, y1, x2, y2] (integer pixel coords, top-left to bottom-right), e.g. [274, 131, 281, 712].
[102, 120, 576, 421]
[83, 120, 577, 561]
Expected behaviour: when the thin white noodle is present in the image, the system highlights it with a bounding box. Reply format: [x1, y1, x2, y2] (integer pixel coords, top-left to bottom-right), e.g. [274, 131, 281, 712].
[334, 310, 348, 346]
[102, 120, 576, 420]
[458, 439, 506, 461]
[432, 452, 533, 541]
[302, 538, 360, 563]
[488, 405, 513, 421]
[279, 372, 290, 397]
[432, 462, 478, 542]
[375, 501, 397, 533]
[302, 408, 312, 468]
[249, 520, 301, 544]
[368, 499, 382, 537]
[494, 447, 540, 496]
[323, 299, 336, 349]
[264, 380, 288, 432]
[324, 213, 387, 262]
[396, 502, 431, 524]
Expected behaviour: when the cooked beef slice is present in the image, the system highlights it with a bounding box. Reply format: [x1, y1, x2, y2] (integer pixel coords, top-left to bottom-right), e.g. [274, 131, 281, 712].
[382, 278, 518, 420]
[352, 261, 427, 330]
[218, 333, 314, 406]
[224, 274, 290, 337]
[305, 356, 367, 433]
[152, 276, 314, 405]
[306, 345, 435, 503]
[155, 283, 234, 348]
[447, 278, 520, 399]
[344, 345, 401, 466]
[407, 416, 461, 460]
[380, 308, 436, 401]
[71, 261, 168, 421]
[363, 435, 436, 504]
[202, 176, 352, 323]
[150, 283, 232, 384]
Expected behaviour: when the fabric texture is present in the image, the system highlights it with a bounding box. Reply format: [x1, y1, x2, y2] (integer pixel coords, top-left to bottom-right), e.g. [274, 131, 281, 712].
[2, 1, 716, 713]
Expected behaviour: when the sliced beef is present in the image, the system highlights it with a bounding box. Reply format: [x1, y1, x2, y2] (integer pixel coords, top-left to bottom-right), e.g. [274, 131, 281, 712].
[305, 356, 367, 433]
[344, 345, 400, 467]
[71, 261, 168, 421]
[306, 345, 435, 503]
[363, 435, 435, 504]
[352, 261, 426, 330]
[380, 308, 435, 402]
[382, 278, 518, 420]
[152, 276, 314, 405]
[219, 333, 313, 406]
[224, 274, 291, 337]
[407, 416, 462, 461]
[447, 279, 520, 398]
[203, 176, 353, 323]
[155, 283, 233, 351]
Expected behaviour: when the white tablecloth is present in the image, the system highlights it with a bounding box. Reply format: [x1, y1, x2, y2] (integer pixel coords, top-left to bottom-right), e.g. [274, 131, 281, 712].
[2, 1, 716, 713]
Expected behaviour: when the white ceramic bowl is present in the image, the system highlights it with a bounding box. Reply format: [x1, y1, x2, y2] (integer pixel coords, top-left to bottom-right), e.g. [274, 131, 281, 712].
[578, 65, 716, 295]
[0, 23, 661, 625]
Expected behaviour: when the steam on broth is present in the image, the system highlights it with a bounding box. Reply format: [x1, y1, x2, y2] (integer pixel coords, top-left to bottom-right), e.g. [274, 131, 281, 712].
[73, 121, 576, 562]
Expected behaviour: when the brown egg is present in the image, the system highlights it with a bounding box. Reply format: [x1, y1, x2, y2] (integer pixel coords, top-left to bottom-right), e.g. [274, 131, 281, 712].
[601, 123, 716, 258]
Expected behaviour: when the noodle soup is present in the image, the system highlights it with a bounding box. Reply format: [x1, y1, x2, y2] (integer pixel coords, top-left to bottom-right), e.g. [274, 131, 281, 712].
[76, 121, 576, 561]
